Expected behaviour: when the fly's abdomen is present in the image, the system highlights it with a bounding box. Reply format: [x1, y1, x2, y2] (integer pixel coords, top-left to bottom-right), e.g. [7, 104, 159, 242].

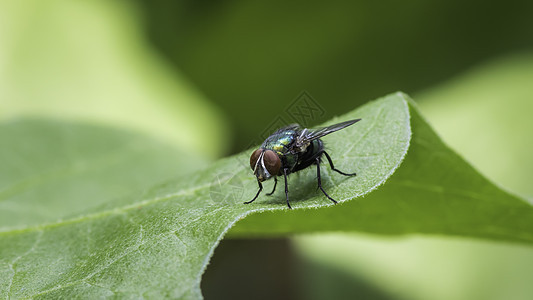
[292, 139, 324, 172]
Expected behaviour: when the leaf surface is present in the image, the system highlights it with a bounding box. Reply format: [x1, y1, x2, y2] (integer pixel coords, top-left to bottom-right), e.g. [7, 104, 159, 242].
[1, 93, 531, 299]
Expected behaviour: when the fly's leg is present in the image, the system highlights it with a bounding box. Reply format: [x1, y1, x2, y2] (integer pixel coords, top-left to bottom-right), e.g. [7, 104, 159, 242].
[244, 179, 263, 204]
[266, 177, 278, 196]
[316, 157, 338, 204]
[283, 168, 291, 209]
[322, 151, 356, 176]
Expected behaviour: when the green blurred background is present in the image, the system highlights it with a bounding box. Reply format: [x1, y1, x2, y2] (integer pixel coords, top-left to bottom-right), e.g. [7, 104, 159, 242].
[2, 0, 533, 299]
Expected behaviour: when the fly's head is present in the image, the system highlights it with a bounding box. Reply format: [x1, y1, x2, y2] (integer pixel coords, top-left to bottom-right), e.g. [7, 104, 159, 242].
[250, 149, 281, 182]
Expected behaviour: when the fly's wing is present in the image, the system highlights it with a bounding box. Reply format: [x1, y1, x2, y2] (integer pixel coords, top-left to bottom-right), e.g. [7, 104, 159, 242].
[295, 119, 361, 149]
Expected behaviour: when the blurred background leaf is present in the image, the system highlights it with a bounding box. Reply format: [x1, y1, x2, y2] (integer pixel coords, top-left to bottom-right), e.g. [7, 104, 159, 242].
[0, 0, 229, 158]
[417, 53, 533, 199]
[136, 0, 533, 153]
[295, 234, 533, 300]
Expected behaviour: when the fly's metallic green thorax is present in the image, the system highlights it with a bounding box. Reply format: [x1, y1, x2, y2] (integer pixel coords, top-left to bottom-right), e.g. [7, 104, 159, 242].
[260, 129, 299, 171]
[246, 119, 362, 209]
[261, 130, 296, 155]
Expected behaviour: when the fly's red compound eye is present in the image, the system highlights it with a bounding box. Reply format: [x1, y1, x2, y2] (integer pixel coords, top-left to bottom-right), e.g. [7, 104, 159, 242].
[263, 150, 281, 176]
[250, 149, 263, 171]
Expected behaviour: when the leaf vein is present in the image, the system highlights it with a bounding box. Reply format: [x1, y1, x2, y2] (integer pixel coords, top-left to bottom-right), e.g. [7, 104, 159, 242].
[6, 230, 43, 299]
[28, 207, 225, 298]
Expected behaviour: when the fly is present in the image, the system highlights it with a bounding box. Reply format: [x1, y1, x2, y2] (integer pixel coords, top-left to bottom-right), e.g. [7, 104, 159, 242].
[245, 119, 361, 209]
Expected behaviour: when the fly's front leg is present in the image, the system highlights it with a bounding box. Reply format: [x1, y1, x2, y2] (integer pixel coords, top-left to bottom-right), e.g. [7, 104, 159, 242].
[266, 177, 278, 196]
[316, 157, 338, 204]
[244, 179, 263, 204]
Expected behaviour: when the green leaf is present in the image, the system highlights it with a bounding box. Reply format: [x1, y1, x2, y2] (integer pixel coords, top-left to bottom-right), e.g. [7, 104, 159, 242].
[1, 92, 531, 298]
[230, 98, 533, 241]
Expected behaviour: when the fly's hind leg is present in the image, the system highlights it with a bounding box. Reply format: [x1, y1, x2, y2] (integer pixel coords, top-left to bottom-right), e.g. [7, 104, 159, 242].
[322, 151, 356, 176]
